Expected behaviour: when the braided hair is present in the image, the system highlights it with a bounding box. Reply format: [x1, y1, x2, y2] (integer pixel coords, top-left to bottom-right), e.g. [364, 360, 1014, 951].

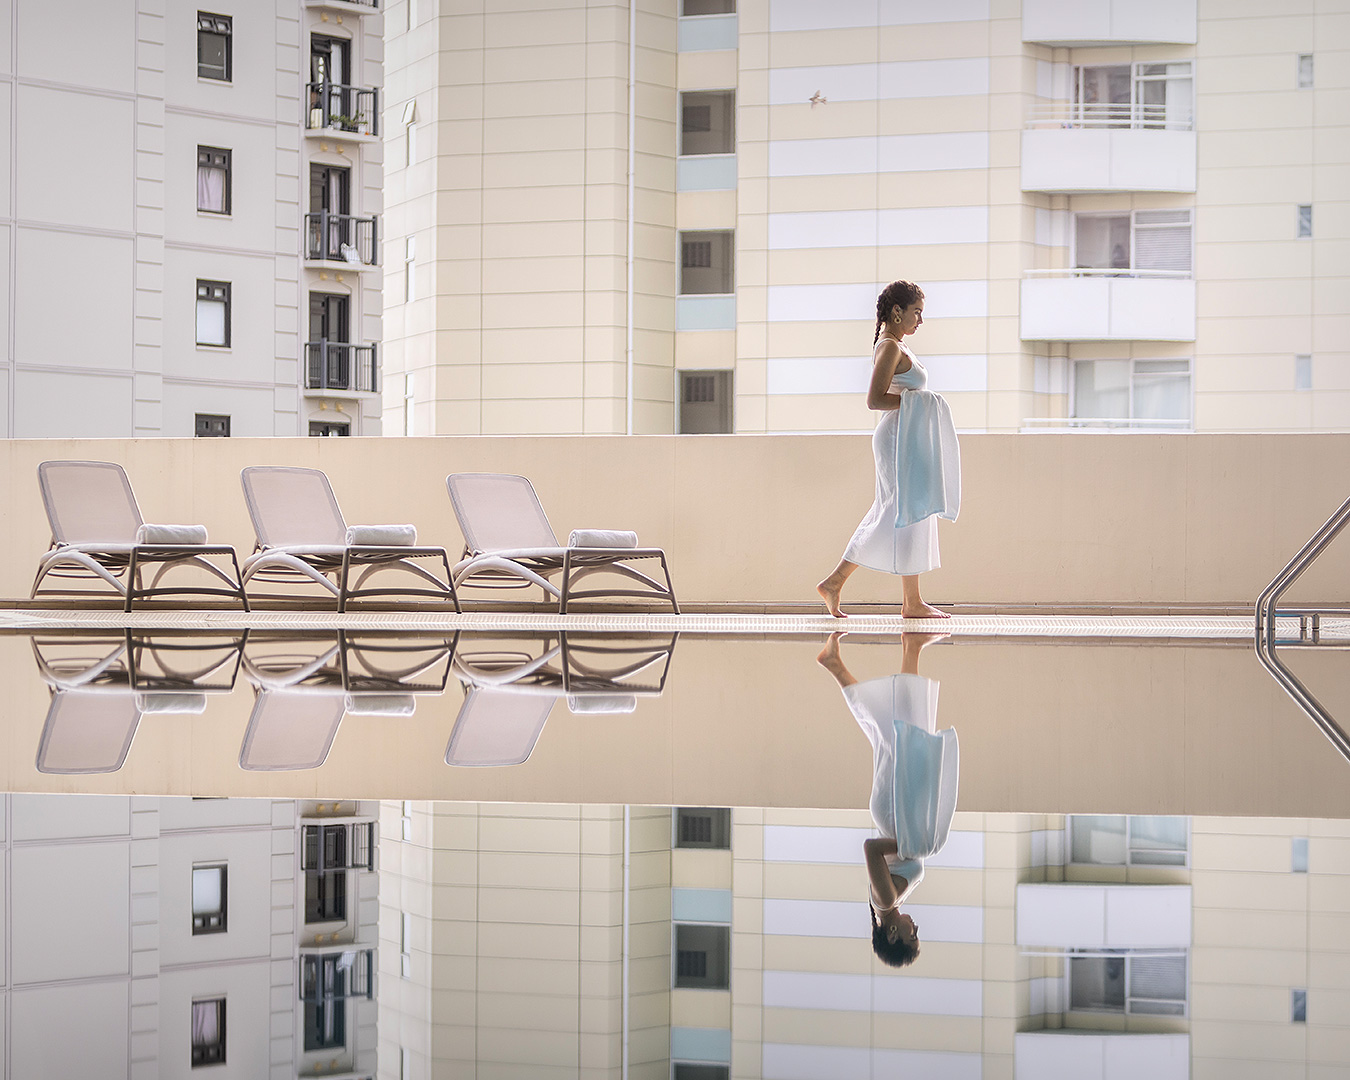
[873, 280, 924, 344]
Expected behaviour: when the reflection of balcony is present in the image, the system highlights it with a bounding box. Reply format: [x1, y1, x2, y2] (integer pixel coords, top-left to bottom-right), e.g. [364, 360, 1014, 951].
[306, 82, 380, 139]
[1021, 271, 1195, 342]
[1021, 0, 1196, 45]
[305, 341, 379, 394]
[306, 211, 378, 266]
[303, 0, 377, 13]
[1016, 1033, 1190, 1080]
[1022, 105, 1195, 193]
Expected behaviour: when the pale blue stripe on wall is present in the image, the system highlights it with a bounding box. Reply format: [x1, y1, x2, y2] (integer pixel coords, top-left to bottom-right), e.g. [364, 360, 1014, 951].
[672, 887, 733, 924]
[672, 1027, 733, 1063]
[679, 13, 738, 51]
[677, 295, 737, 331]
[678, 155, 738, 191]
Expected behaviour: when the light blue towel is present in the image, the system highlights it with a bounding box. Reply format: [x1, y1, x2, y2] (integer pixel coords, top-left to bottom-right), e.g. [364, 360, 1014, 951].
[894, 389, 961, 529]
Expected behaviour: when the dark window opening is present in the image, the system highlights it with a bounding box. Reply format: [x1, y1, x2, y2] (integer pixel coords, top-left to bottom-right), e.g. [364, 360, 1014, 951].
[676, 807, 732, 848]
[679, 231, 733, 294]
[197, 146, 231, 214]
[195, 280, 231, 347]
[680, 91, 735, 155]
[195, 414, 231, 438]
[191, 998, 226, 1066]
[679, 371, 732, 434]
[674, 924, 730, 989]
[197, 13, 232, 81]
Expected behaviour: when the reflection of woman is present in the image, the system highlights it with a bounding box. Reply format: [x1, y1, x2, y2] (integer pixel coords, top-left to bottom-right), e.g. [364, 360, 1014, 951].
[817, 631, 958, 967]
[817, 280, 960, 619]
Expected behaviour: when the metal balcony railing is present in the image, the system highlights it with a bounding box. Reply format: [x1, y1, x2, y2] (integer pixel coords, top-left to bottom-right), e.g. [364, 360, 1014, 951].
[302, 822, 376, 871]
[1027, 102, 1193, 131]
[307, 82, 380, 136]
[1025, 267, 1192, 281]
[306, 211, 378, 265]
[306, 341, 379, 393]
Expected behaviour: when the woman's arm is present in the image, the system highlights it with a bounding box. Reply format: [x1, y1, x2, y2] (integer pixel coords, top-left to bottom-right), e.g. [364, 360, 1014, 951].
[866, 340, 912, 411]
[865, 837, 900, 909]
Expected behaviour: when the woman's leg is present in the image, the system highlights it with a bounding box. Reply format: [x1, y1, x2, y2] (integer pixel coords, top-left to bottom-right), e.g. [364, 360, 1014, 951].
[817, 559, 858, 618]
[901, 574, 950, 620]
[815, 630, 856, 687]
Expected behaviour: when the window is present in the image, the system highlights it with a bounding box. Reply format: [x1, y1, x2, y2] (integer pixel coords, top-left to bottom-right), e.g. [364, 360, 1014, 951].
[305, 866, 347, 922]
[680, 91, 735, 155]
[301, 951, 373, 1051]
[1292, 988, 1308, 1022]
[683, 0, 734, 12]
[192, 865, 227, 933]
[1072, 360, 1191, 430]
[674, 924, 730, 989]
[675, 807, 732, 848]
[1074, 61, 1192, 129]
[1297, 54, 1314, 89]
[401, 911, 413, 978]
[1073, 210, 1192, 276]
[197, 147, 231, 214]
[404, 237, 417, 302]
[191, 998, 226, 1066]
[194, 413, 231, 438]
[678, 373, 733, 434]
[1069, 951, 1188, 1016]
[1292, 836, 1310, 872]
[1295, 355, 1313, 391]
[1298, 204, 1313, 238]
[310, 420, 350, 437]
[1068, 815, 1189, 865]
[196, 280, 230, 347]
[679, 231, 733, 294]
[197, 13, 232, 82]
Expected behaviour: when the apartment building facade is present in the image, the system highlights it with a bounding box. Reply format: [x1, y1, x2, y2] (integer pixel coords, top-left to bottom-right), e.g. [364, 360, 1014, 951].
[0, 794, 379, 1079]
[382, 0, 1348, 435]
[0, 0, 384, 439]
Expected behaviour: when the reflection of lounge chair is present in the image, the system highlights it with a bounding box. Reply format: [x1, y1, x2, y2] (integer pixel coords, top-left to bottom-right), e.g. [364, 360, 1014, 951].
[445, 473, 678, 613]
[239, 634, 457, 770]
[240, 467, 459, 612]
[444, 634, 677, 766]
[32, 460, 247, 611]
[33, 633, 244, 774]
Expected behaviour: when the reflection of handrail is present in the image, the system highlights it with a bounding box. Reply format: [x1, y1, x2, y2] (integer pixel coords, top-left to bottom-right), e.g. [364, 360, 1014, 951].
[1254, 493, 1350, 764]
[1024, 267, 1191, 279]
[1020, 417, 1191, 432]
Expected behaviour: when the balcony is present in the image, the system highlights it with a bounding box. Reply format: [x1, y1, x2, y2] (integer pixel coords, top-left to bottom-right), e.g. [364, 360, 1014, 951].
[1022, 0, 1196, 45]
[1016, 1034, 1190, 1080]
[300, 949, 374, 1002]
[305, 211, 378, 267]
[1022, 104, 1195, 193]
[302, 820, 376, 871]
[1021, 270, 1195, 342]
[304, 0, 378, 14]
[305, 341, 379, 394]
[306, 82, 380, 140]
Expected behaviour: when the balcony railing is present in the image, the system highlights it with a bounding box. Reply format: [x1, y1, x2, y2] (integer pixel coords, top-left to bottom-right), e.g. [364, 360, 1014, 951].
[1025, 267, 1190, 281]
[300, 949, 374, 1002]
[1021, 270, 1196, 342]
[306, 211, 378, 265]
[302, 821, 376, 871]
[1021, 417, 1192, 433]
[307, 82, 380, 136]
[1027, 102, 1192, 131]
[306, 341, 379, 393]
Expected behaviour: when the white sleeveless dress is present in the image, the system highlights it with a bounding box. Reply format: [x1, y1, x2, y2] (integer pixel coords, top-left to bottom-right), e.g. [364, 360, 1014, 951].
[843, 348, 960, 575]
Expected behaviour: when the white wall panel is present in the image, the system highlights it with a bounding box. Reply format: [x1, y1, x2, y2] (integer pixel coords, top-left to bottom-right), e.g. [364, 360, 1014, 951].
[15, 86, 134, 231]
[17, 0, 136, 91]
[768, 208, 987, 250]
[11, 843, 130, 983]
[877, 132, 989, 173]
[764, 898, 983, 943]
[920, 280, 989, 318]
[15, 229, 134, 370]
[1015, 1033, 1190, 1080]
[767, 283, 876, 322]
[767, 357, 872, 395]
[764, 970, 984, 1015]
[879, 0, 989, 23]
[769, 59, 987, 105]
[1017, 884, 1192, 947]
[11, 983, 130, 1078]
[924, 355, 989, 393]
[769, 0, 878, 32]
[764, 824, 870, 862]
[13, 369, 134, 437]
[763, 1043, 871, 1080]
[925, 828, 984, 867]
[768, 136, 878, 177]
[768, 210, 877, 250]
[11, 793, 131, 840]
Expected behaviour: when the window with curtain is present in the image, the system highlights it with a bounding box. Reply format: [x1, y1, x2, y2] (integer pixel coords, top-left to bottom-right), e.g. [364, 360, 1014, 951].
[191, 999, 226, 1066]
[196, 280, 230, 347]
[197, 147, 230, 214]
[1073, 358, 1191, 428]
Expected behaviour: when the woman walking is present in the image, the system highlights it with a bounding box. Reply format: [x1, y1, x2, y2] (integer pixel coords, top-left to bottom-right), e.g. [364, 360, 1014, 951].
[817, 280, 960, 619]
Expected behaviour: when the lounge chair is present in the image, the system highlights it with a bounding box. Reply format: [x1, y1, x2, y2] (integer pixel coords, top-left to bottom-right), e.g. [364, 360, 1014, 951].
[240, 466, 459, 612]
[445, 473, 678, 613]
[32, 460, 247, 611]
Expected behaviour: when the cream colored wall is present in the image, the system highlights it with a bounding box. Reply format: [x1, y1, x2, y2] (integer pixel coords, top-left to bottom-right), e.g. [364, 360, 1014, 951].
[382, 0, 678, 436]
[3, 432, 1348, 606]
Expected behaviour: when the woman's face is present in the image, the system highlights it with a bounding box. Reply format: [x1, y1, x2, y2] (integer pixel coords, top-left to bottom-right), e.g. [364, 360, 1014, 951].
[881, 909, 919, 949]
[892, 301, 923, 336]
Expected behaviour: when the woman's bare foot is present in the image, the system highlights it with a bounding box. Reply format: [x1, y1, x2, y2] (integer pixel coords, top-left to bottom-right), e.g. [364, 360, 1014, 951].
[816, 630, 846, 667]
[817, 577, 847, 618]
[900, 602, 951, 620]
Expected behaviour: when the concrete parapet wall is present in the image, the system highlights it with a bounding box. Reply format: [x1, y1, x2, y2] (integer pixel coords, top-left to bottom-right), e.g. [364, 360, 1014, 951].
[2, 433, 1347, 606]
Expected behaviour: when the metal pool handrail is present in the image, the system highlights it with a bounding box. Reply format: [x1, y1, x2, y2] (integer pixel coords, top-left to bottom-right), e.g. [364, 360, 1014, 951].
[1254, 493, 1350, 764]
